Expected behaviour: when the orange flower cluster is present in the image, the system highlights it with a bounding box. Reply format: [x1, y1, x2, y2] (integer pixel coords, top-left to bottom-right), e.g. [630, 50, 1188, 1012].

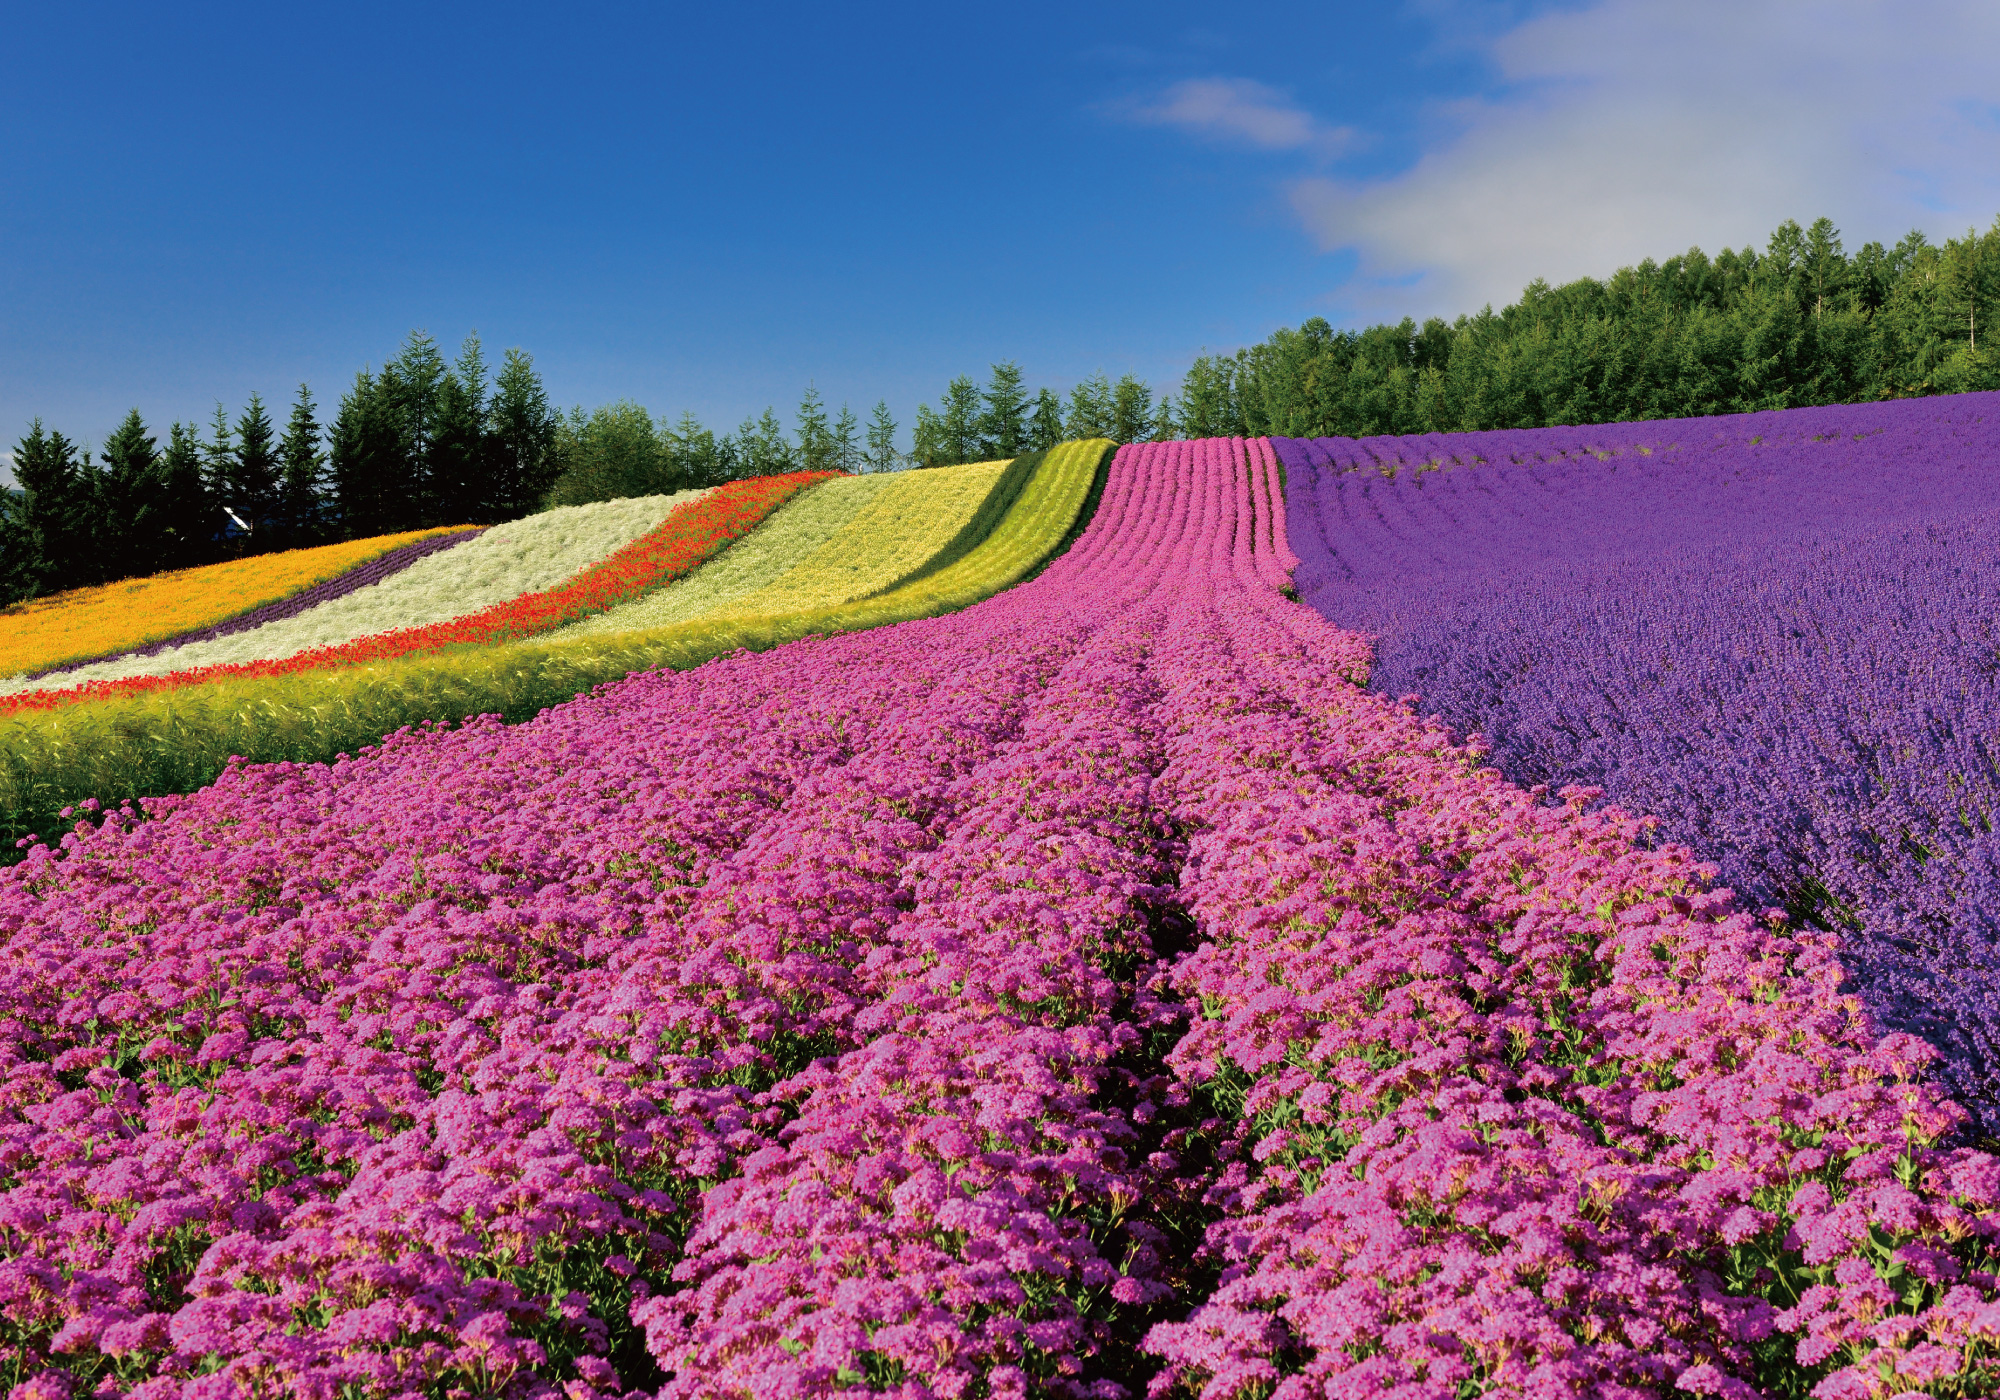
[1, 473, 831, 716]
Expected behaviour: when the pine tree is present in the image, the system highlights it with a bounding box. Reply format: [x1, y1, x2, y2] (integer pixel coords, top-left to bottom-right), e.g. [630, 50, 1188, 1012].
[387, 332, 447, 524]
[911, 403, 945, 468]
[430, 335, 489, 525]
[488, 348, 560, 517]
[832, 403, 861, 474]
[203, 403, 236, 533]
[795, 384, 835, 472]
[666, 410, 733, 489]
[939, 376, 982, 465]
[0, 485, 31, 605]
[979, 362, 1029, 458]
[1029, 388, 1065, 450]
[98, 409, 159, 574]
[1064, 374, 1114, 441]
[277, 385, 328, 546]
[151, 422, 215, 569]
[738, 408, 796, 476]
[330, 369, 408, 537]
[865, 401, 900, 473]
[1111, 375, 1154, 444]
[231, 392, 281, 546]
[12, 420, 97, 593]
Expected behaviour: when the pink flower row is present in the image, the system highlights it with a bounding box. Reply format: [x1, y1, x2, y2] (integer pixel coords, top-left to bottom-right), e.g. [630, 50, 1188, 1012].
[1, 432, 1997, 1400]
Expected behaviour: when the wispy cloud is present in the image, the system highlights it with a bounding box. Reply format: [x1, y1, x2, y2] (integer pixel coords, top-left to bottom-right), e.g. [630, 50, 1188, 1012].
[1118, 78, 1355, 159]
[1143, 1, 2000, 320]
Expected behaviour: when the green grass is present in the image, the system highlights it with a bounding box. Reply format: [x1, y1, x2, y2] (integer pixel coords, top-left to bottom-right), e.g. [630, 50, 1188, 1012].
[1, 441, 1115, 852]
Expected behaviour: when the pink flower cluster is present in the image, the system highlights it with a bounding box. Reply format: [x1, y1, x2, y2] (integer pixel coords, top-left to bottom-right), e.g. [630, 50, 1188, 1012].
[1, 434, 1996, 1399]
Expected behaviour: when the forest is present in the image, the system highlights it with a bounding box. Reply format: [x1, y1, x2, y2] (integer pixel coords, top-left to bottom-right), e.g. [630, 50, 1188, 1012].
[8, 213, 1998, 604]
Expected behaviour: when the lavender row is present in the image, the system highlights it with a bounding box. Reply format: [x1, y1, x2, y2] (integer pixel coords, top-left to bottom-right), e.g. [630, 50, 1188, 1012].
[1276, 393, 2000, 1128]
[24, 528, 484, 679]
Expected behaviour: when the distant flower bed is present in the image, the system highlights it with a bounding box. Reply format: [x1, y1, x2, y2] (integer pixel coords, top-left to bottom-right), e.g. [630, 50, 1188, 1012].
[0, 476, 823, 714]
[0, 526, 475, 679]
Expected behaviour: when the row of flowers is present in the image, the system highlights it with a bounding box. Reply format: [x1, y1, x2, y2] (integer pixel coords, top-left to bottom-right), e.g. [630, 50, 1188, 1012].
[2, 435, 1996, 1398]
[0, 476, 825, 716]
[0, 526, 477, 681]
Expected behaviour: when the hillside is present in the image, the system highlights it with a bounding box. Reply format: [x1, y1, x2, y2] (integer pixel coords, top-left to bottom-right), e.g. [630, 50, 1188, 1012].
[0, 420, 1996, 1399]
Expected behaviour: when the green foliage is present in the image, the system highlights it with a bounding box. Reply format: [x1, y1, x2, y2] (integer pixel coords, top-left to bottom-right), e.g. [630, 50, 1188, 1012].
[980, 361, 1029, 457]
[544, 401, 687, 508]
[0, 441, 1115, 850]
[229, 391, 279, 538]
[275, 385, 329, 548]
[864, 401, 900, 473]
[1190, 214, 2000, 437]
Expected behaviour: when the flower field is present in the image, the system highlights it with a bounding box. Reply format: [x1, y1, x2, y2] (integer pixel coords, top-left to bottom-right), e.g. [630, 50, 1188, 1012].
[562, 459, 1012, 637]
[3, 493, 712, 704]
[0, 447, 1104, 848]
[4, 431, 1996, 1399]
[0, 527, 477, 681]
[1276, 393, 2000, 1132]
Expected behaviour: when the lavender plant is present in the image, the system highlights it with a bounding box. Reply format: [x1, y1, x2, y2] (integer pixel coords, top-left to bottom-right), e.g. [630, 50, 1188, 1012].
[1276, 393, 2000, 1129]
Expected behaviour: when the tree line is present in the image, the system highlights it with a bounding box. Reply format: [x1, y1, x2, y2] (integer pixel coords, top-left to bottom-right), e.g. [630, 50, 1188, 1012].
[14, 210, 2000, 600]
[0, 333, 913, 605]
[1160, 215, 2000, 441]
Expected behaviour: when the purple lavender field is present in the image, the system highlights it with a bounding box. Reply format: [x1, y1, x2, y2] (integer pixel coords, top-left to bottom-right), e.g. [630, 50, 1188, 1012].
[1277, 394, 2000, 1129]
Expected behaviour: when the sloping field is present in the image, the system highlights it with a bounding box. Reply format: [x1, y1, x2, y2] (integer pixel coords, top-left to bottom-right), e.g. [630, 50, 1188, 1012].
[2, 435, 1989, 1400]
[0, 444, 1107, 844]
[1278, 392, 2000, 1128]
[0, 525, 477, 679]
[2, 493, 708, 697]
[557, 458, 1015, 638]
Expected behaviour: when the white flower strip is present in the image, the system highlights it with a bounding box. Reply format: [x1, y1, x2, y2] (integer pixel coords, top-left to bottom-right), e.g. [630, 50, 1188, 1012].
[3, 493, 701, 694]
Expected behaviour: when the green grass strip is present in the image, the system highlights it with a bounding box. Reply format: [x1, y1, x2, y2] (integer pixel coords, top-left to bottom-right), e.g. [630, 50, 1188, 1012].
[1, 440, 1114, 851]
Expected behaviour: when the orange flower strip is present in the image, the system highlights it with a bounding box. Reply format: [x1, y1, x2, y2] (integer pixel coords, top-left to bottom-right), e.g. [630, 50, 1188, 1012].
[0, 474, 832, 716]
[0, 527, 477, 680]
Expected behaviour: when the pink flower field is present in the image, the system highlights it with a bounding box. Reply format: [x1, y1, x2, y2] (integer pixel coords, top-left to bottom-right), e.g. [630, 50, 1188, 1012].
[3, 439, 1996, 1400]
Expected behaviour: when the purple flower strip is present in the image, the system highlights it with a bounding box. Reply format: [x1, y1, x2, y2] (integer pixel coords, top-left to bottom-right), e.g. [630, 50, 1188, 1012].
[27, 528, 486, 679]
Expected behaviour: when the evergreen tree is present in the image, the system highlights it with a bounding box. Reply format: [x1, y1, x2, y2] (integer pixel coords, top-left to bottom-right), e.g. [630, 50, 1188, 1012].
[0, 484, 32, 605]
[911, 404, 946, 467]
[203, 403, 236, 529]
[276, 385, 328, 546]
[665, 410, 735, 489]
[832, 403, 861, 474]
[329, 368, 408, 538]
[1028, 388, 1065, 450]
[795, 384, 835, 472]
[151, 422, 215, 569]
[12, 420, 97, 593]
[544, 401, 679, 506]
[737, 407, 796, 476]
[939, 376, 982, 465]
[1176, 355, 1240, 438]
[1064, 374, 1115, 441]
[979, 362, 1028, 457]
[865, 401, 900, 473]
[488, 348, 560, 518]
[429, 334, 489, 525]
[97, 409, 159, 573]
[231, 392, 280, 545]
[386, 331, 448, 524]
[1111, 375, 1154, 444]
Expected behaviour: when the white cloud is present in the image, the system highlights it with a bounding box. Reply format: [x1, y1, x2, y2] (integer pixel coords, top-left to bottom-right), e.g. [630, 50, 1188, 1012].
[1286, 0, 2000, 317]
[1121, 78, 1356, 158]
[0, 452, 14, 490]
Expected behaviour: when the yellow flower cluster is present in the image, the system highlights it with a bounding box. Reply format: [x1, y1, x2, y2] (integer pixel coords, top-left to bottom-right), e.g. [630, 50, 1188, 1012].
[0, 528, 473, 679]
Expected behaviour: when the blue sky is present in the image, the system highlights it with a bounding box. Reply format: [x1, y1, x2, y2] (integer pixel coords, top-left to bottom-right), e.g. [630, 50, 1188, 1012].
[6, 0, 2000, 467]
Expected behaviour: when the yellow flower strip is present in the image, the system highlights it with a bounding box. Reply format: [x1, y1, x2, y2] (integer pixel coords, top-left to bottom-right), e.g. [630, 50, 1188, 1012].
[0, 527, 477, 679]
